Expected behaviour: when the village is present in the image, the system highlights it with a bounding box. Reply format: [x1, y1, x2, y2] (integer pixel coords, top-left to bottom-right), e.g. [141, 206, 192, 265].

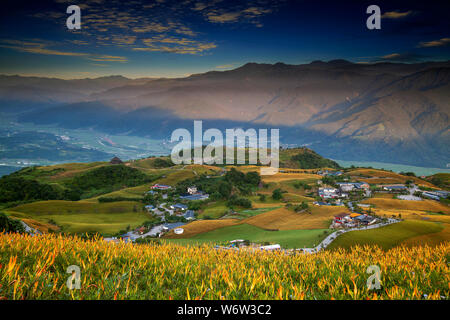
[104, 166, 449, 251]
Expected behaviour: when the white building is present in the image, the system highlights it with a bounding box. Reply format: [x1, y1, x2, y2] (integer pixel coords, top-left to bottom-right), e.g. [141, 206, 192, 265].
[187, 186, 198, 194]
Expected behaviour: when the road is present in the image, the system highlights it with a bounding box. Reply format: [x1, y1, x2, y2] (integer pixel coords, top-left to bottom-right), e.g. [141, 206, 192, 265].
[296, 218, 400, 254]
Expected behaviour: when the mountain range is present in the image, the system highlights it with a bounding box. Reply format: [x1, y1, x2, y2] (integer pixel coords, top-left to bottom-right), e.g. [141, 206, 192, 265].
[1, 59, 449, 168]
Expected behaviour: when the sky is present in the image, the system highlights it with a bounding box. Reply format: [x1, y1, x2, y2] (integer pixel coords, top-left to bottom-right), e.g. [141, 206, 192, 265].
[0, 0, 449, 79]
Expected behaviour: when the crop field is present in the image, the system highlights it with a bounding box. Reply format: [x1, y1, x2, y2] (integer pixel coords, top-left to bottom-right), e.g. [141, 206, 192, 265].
[373, 193, 395, 199]
[175, 224, 331, 248]
[327, 220, 444, 250]
[0, 233, 448, 300]
[404, 224, 450, 247]
[164, 219, 240, 238]
[5, 201, 148, 234]
[153, 169, 196, 185]
[362, 198, 450, 214]
[233, 207, 283, 219]
[84, 183, 156, 201]
[347, 169, 435, 188]
[197, 201, 229, 219]
[261, 172, 321, 183]
[244, 206, 349, 230]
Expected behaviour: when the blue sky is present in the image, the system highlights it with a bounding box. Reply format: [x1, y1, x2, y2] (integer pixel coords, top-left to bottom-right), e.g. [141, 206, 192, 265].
[0, 0, 449, 78]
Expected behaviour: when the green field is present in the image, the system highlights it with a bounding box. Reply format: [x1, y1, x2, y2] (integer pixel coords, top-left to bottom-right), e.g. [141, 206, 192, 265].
[198, 200, 228, 219]
[327, 220, 444, 250]
[6, 200, 150, 235]
[234, 206, 282, 219]
[168, 223, 331, 249]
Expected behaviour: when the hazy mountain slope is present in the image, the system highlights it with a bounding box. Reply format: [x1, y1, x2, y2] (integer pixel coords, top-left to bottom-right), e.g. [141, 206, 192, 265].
[2, 60, 449, 167]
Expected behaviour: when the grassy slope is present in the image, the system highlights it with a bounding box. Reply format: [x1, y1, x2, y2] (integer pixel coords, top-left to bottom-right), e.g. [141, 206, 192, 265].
[170, 223, 330, 249]
[327, 220, 444, 250]
[362, 198, 450, 214]
[347, 168, 435, 187]
[6, 200, 149, 234]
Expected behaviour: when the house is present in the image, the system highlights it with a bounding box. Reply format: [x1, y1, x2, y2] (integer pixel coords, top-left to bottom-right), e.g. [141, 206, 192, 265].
[110, 156, 123, 165]
[435, 190, 450, 198]
[162, 222, 186, 232]
[183, 210, 195, 220]
[354, 214, 376, 225]
[318, 187, 340, 199]
[337, 183, 355, 192]
[318, 170, 343, 176]
[146, 190, 157, 195]
[151, 184, 172, 190]
[382, 185, 407, 192]
[313, 201, 330, 206]
[334, 213, 350, 224]
[174, 228, 184, 235]
[179, 193, 210, 201]
[337, 182, 370, 192]
[144, 205, 155, 211]
[422, 192, 441, 201]
[328, 171, 343, 177]
[353, 182, 370, 190]
[170, 203, 188, 211]
[187, 186, 198, 194]
[422, 190, 449, 201]
[135, 227, 146, 235]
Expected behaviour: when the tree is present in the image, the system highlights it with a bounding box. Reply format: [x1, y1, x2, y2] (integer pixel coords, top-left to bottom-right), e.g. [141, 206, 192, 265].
[0, 213, 25, 233]
[259, 194, 266, 202]
[225, 168, 245, 184]
[244, 171, 261, 186]
[272, 188, 283, 200]
[218, 181, 232, 198]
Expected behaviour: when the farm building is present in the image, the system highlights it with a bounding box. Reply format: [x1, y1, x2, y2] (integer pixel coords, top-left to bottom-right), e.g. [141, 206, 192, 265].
[183, 210, 195, 220]
[179, 193, 210, 201]
[110, 156, 123, 165]
[381, 185, 407, 191]
[353, 214, 377, 225]
[187, 186, 198, 194]
[337, 182, 370, 192]
[317, 170, 343, 177]
[318, 187, 342, 199]
[422, 192, 441, 201]
[151, 184, 172, 190]
[162, 222, 186, 232]
[334, 213, 351, 224]
[170, 203, 188, 211]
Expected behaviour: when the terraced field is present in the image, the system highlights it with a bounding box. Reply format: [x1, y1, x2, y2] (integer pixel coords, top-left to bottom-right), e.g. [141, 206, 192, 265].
[362, 198, 450, 214]
[169, 223, 331, 249]
[347, 168, 435, 188]
[6, 200, 149, 234]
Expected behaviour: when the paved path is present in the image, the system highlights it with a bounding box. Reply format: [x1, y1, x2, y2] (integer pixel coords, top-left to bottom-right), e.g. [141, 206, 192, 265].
[20, 221, 41, 235]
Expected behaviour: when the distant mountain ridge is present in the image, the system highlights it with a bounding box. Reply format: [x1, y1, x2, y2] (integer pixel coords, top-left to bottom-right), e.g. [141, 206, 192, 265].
[1, 60, 449, 168]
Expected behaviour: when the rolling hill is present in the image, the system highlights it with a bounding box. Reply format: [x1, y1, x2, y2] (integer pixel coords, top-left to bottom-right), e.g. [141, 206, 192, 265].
[2, 60, 449, 168]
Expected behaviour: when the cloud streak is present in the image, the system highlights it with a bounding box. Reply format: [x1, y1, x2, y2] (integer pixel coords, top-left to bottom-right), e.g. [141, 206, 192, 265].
[381, 10, 413, 19]
[418, 38, 450, 48]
